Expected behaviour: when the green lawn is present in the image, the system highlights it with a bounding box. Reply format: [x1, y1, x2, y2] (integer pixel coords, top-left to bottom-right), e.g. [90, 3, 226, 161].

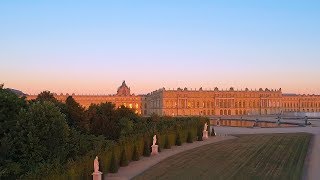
[133, 133, 311, 180]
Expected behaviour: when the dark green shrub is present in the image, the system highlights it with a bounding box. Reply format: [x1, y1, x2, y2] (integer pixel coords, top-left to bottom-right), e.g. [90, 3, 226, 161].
[143, 140, 151, 157]
[120, 148, 128, 167]
[109, 151, 118, 173]
[175, 133, 182, 146]
[132, 145, 140, 161]
[164, 135, 171, 149]
[156, 135, 161, 152]
[187, 131, 193, 143]
[211, 127, 216, 136]
[197, 127, 203, 141]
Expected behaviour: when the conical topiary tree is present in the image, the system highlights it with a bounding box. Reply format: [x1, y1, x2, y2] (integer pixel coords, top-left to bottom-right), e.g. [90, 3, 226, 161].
[109, 151, 119, 173]
[164, 134, 171, 149]
[187, 131, 193, 143]
[197, 126, 203, 141]
[120, 148, 128, 167]
[175, 132, 182, 146]
[143, 139, 151, 157]
[211, 127, 216, 136]
[155, 135, 161, 152]
[132, 145, 140, 161]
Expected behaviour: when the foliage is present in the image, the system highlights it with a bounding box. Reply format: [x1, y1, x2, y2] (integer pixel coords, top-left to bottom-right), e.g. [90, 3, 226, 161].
[65, 96, 87, 132]
[132, 145, 140, 161]
[109, 151, 118, 173]
[0, 88, 209, 179]
[0, 88, 27, 137]
[1, 101, 69, 178]
[197, 126, 203, 141]
[120, 148, 128, 167]
[164, 135, 171, 149]
[143, 139, 151, 157]
[35, 91, 58, 103]
[211, 127, 216, 136]
[175, 133, 182, 146]
[187, 131, 193, 143]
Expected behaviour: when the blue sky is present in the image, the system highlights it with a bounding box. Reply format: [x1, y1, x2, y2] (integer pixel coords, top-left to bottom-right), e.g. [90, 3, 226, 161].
[1, 0, 319, 94]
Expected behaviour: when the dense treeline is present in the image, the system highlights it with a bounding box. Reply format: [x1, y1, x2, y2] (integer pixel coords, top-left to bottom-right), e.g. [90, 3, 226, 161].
[0, 87, 209, 179]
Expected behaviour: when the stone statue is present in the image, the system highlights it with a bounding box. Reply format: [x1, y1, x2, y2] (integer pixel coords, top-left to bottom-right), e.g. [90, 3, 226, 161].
[153, 135, 157, 146]
[204, 123, 208, 131]
[94, 156, 99, 173]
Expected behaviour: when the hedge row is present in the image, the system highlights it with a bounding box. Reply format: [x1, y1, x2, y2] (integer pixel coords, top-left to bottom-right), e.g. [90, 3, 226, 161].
[29, 116, 209, 179]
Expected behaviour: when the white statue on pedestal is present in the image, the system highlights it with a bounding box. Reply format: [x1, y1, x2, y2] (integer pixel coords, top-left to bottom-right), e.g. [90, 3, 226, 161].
[94, 156, 100, 173]
[92, 156, 102, 180]
[151, 135, 159, 155]
[204, 123, 208, 131]
[153, 135, 157, 146]
[203, 123, 208, 140]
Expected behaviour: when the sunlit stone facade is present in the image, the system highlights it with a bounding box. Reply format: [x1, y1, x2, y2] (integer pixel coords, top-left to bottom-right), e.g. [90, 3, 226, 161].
[26, 81, 320, 116]
[27, 81, 145, 115]
[145, 87, 283, 116]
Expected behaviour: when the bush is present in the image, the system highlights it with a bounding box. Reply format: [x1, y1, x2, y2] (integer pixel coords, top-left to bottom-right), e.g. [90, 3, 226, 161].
[197, 127, 203, 141]
[120, 148, 128, 167]
[143, 140, 151, 157]
[156, 135, 161, 152]
[164, 135, 171, 149]
[132, 145, 140, 161]
[175, 133, 182, 146]
[187, 131, 193, 143]
[109, 151, 118, 173]
[211, 127, 216, 136]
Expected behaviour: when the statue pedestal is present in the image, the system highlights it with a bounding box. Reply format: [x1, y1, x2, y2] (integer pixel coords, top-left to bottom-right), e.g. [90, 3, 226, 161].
[92, 171, 102, 180]
[151, 145, 159, 155]
[203, 130, 208, 140]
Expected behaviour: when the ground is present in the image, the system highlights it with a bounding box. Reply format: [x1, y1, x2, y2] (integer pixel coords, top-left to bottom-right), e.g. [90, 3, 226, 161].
[133, 133, 311, 180]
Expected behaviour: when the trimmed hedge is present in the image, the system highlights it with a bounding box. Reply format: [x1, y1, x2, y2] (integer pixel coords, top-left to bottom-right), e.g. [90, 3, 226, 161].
[35, 116, 209, 179]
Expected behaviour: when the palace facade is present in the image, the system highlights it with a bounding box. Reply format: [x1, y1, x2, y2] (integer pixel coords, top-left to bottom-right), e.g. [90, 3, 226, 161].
[26, 81, 320, 116]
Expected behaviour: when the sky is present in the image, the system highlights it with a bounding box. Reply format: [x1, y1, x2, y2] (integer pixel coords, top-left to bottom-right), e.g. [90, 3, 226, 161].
[1, 0, 320, 95]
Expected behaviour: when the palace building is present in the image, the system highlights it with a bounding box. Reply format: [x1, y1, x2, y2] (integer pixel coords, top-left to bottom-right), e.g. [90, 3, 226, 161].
[26, 81, 145, 115]
[26, 81, 320, 116]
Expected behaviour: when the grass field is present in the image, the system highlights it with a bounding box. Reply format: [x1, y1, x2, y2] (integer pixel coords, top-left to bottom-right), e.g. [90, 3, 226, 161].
[133, 133, 311, 180]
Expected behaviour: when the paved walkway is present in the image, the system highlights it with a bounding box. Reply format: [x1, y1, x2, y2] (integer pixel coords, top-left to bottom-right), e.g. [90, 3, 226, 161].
[106, 136, 236, 180]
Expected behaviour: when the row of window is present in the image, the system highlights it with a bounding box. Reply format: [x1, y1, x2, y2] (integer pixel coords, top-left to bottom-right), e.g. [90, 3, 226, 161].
[283, 102, 320, 108]
[284, 109, 320, 112]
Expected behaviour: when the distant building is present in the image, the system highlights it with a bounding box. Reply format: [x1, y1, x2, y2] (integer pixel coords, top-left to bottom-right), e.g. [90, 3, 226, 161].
[26, 81, 145, 115]
[26, 81, 320, 116]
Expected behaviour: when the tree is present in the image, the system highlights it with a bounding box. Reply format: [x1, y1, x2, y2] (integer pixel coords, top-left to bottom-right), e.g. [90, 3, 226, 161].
[0, 88, 27, 137]
[119, 117, 133, 136]
[187, 132, 193, 143]
[35, 91, 58, 103]
[211, 127, 216, 136]
[164, 135, 171, 149]
[109, 151, 118, 173]
[143, 139, 151, 157]
[0, 88, 27, 178]
[87, 102, 120, 140]
[1, 101, 70, 178]
[65, 96, 87, 132]
[120, 148, 128, 167]
[197, 126, 203, 141]
[132, 145, 140, 161]
[175, 133, 182, 146]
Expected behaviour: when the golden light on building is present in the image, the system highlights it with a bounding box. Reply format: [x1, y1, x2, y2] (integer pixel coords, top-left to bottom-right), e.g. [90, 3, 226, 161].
[26, 82, 320, 117]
